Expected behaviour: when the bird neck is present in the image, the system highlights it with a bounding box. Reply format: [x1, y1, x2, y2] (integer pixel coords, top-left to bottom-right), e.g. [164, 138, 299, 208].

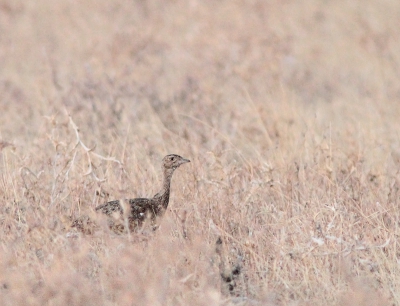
[154, 167, 174, 209]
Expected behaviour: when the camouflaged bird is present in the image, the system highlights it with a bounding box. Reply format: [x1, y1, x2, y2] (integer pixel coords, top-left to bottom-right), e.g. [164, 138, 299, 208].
[93, 154, 190, 233]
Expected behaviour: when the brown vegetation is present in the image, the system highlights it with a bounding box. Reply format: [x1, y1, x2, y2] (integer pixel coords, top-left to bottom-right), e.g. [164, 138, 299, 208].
[0, 0, 399, 305]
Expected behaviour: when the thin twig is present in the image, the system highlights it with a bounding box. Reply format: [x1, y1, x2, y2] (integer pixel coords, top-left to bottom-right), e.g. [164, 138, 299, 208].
[67, 114, 124, 182]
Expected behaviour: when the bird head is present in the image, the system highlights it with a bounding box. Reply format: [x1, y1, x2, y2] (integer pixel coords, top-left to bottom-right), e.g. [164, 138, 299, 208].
[162, 154, 190, 171]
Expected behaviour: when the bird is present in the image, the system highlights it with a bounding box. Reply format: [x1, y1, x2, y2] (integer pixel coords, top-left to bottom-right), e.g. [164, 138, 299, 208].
[91, 154, 190, 233]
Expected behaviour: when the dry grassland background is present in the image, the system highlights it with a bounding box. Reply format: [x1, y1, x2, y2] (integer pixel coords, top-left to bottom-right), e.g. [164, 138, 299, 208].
[1, 0, 400, 305]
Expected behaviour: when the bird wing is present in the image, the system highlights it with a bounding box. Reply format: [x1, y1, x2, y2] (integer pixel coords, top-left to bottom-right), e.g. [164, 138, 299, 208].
[95, 200, 123, 215]
[128, 198, 157, 221]
[95, 197, 160, 228]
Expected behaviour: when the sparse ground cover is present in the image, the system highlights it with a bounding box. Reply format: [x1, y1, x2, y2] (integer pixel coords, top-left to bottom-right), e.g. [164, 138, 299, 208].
[1, 0, 400, 305]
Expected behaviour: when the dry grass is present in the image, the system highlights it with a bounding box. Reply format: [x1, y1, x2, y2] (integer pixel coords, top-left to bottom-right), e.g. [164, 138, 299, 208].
[1, 0, 400, 305]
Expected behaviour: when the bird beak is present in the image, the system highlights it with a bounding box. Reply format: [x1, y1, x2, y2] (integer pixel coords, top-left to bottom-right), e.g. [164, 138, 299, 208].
[180, 158, 190, 165]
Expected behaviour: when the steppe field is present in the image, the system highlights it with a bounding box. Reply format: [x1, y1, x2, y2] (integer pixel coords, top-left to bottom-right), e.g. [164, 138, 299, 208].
[1, 0, 400, 305]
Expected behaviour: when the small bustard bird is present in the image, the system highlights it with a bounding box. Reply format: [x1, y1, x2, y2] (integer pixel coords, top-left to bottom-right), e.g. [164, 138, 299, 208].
[89, 154, 190, 233]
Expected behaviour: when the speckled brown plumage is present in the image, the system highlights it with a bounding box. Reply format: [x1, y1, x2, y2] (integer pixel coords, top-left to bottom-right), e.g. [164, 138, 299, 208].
[94, 154, 190, 232]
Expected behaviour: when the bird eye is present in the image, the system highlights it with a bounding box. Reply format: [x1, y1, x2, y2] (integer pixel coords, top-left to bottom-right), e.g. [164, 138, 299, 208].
[170, 156, 175, 161]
